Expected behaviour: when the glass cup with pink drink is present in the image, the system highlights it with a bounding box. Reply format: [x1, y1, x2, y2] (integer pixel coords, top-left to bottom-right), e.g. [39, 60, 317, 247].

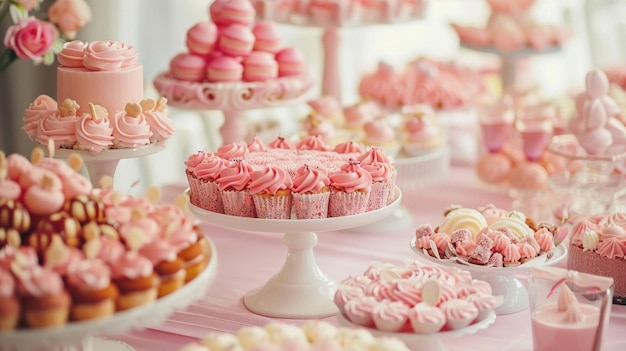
[516, 104, 555, 161]
[478, 95, 515, 153]
[528, 267, 614, 351]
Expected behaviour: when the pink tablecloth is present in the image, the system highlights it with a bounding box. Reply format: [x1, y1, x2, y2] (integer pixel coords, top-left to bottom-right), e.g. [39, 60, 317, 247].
[115, 165, 626, 351]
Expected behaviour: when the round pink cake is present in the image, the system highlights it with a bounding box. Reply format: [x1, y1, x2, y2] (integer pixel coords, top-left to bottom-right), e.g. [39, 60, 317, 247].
[567, 213, 626, 304]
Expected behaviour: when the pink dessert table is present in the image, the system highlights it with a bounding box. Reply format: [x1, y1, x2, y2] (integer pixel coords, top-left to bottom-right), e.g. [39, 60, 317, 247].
[113, 164, 626, 351]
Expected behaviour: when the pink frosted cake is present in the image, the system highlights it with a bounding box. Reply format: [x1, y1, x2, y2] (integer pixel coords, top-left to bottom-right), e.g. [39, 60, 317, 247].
[0, 148, 213, 330]
[22, 40, 173, 154]
[335, 260, 499, 333]
[177, 321, 410, 350]
[414, 204, 558, 267]
[567, 213, 626, 304]
[153, 0, 312, 110]
[185, 136, 397, 218]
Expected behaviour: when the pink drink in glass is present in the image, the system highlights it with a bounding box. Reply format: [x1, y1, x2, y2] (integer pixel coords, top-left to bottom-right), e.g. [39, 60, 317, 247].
[531, 303, 600, 351]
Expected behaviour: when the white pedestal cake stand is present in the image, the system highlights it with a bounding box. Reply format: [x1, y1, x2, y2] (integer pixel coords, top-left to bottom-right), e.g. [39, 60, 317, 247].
[337, 310, 496, 351]
[1, 238, 218, 351]
[410, 237, 567, 315]
[187, 187, 401, 319]
[153, 73, 313, 145]
[49, 143, 166, 187]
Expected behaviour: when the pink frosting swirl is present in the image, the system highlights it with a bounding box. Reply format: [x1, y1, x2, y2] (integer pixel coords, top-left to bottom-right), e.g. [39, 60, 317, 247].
[110, 251, 153, 280]
[0, 246, 38, 273]
[44, 238, 85, 276]
[599, 213, 626, 227]
[23, 95, 58, 139]
[393, 279, 423, 306]
[356, 147, 390, 165]
[596, 237, 626, 259]
[371, 300, 410, 330]
[36, 112, 79, 148]
[456, 280, 493, 298]
[185, 151, 210, 173]
[247, 137, 267, 152]
[215, 142, 249, 160]
[464, 292, 497, 313]
[569, 219, 600, 245]
[112, 110, 152, 147]
[534, 228, 555, 252]
[268, 136, 293, 149]
[216, 159, 254, 191]
[363, 119, 396, 145]
[364, 280, 395, 302]
[478, 204, 509, 225]
[361, 161, 391, 183]
[193, 155, 226, 181]
[6, 153, 32, 181]
[119, 216, 160, 246]
[340, 275, 372, 290]
[333, 141, 364, 154]
[83, 236, 126, 264]
[144, 109, 175, 143]
[330, 160, 372, 193]
[440, 298, 479, 325]
[17, 266, 65, 297]
[66, 259, 111, 291]
[248, 165, 293, 195]
[0, 268, 15, 297]
[518, 243, 537, 261]
[492, 232, 511, 253]
[83, 41, 138, 71]
[344, 295, 377, 326]
[75, 112, 114, 154]
[57, 40, 87, 67]
[292, 164, 330, 194]
[296, 135, 329, 151]
[502, 243, 521, 263]
[409, 302, 446, 326]
[334, 285, 364, 313]
[138, 239, 178, 265]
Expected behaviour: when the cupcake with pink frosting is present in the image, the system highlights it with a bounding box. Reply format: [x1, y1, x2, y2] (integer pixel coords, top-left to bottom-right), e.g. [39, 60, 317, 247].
[0, 268, 19, 330]
[362, 118, 400, 158]
[22, 95, 58, 141]
[193, 155, 227, 213]
[291, 164, 331, 219]
[328, 160, 372, 217]
[248, 165, 293, 219]
[112, 102, 153, 148]
[216, 159, 256, 217]
[75, 102, 115, 154]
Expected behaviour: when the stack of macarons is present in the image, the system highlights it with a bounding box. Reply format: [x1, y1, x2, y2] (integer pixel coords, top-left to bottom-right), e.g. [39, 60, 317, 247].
[169, 0, 306, 83]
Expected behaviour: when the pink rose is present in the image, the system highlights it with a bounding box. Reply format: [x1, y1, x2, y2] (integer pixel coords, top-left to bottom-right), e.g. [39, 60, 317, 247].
[83, 41, 137, 71]
[3, 17, 57, 62]
[14, 0, 41, 11]
[47, 0, 92, 40]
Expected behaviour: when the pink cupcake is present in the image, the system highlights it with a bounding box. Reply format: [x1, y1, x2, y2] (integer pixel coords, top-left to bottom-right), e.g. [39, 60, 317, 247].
[170, 52, 208, 82]
[360, 161, 392, 212]
[243, 51, 278, 82]
[248, 165, 293, 219]
[193, 155, 227, 213]
[275, 47, 306, 77]
[328, 160, 372, 217]
[186, 21, 218, 56]
[291, 164, 331, 219]
[216, 159, 256, 217]
[207, 56, 243, 82]
[218, 24, 255, 58]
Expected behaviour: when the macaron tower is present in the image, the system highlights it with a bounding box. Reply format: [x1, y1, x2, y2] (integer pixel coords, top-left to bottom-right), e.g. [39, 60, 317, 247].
[167, 0, 306, 84]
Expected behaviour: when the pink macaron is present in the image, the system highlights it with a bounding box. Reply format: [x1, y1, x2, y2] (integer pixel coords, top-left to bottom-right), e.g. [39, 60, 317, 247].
[170, 52, 208, 82]
[252, 21, 282, 53]
[219, 24, 255, 58]
[275, 47, 306, 77]
[207, 55, 244, 82]
[186, 21, 219, 56]
[243, 51, 278, 82]
[212, 0, 256, 27]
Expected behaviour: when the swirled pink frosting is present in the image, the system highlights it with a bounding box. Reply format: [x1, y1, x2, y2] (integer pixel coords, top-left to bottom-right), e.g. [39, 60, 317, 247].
[356, 147, 390, 165]
[138, 239, 178, 265]
[361, 162, 391, 183]
[334, 285, 364, 312]
[534, 228, 555, 252]
[296, 135, 329, 151]
[194, 155, 226, 181]
[248, 165, 293, 195]
[372, 300, 410, 326]
[44, 238, 85, 276]
[344, 295, 378, 326]
[144, 110, 175, 142]
[597, 237, 626, 259]
[119, 216, 160, 245]
[247, 137, 267, 152]
[83, 41, 138, 71]
[478, 204, 509, 225]
[215, 142, 249, 160]
[0, 268, 15, 297]
[291, 164, 330, 194]
[185, 151, 210, 173]
[110, 251, 153, 280]
[23, 95, 58, 139]
[75, 112, 114, 154]
[83, 236, 125, 264]
[17, 266, 64, 297]
[6, 153, 32, 181]
[363, 119, 396, 145]
[36, 112, 79, 148]
[492, 232, 511, 253]
[333, 141, 364, 154]
[268, 136, 293, 149]
[0, 246, 38, 274]
[217, 159, 254, 191]
[112, 111, 152, 147]
[330, 161, 372, 193]
[66, 259, 112, 291]
[440, 299, 479, 324]
[58, 40, 87, 67]
[502, 243, 521, 263]
[393, 279, 423, 306]
[409, 302, 446, 325]
[569, 219, 600, 245]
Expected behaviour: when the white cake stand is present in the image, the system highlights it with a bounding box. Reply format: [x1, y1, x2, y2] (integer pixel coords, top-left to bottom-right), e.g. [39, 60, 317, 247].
[153, 73, 313, 145]
[187, 187, 402, 319]
[337, 310, 496, 351]
[347, 147, 450, 233]
[410, 238, 567, 315]
[48, 143, 166, 187]
[0, 238, 218, 351]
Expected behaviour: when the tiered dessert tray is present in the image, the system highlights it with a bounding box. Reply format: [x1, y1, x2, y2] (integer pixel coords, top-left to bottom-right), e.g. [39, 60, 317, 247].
[154, 73, 313, 144]
[337, 310, 496, 351]
[187, 187, 402, 319]
[48, 143, 166, 187]
[1, 238, 218, 351]
[460, 43, 562, 91]
[410, 238, 567, 315]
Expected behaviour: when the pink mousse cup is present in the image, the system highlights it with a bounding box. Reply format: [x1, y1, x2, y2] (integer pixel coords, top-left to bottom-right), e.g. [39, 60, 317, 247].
[529, 267, 614, 351]
[478, 96, 515, 153]
[516, 106, 554, 161]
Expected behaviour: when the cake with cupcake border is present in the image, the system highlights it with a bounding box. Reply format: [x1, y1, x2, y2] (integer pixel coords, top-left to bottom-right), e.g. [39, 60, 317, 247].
[0, 148, 213, 330]
[22, 40, 174, 155]
[185, 135, 397, 219]
[567, 213, 626, 305]
[153, 0, 312, 110]
[176, 320, 411, 351]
